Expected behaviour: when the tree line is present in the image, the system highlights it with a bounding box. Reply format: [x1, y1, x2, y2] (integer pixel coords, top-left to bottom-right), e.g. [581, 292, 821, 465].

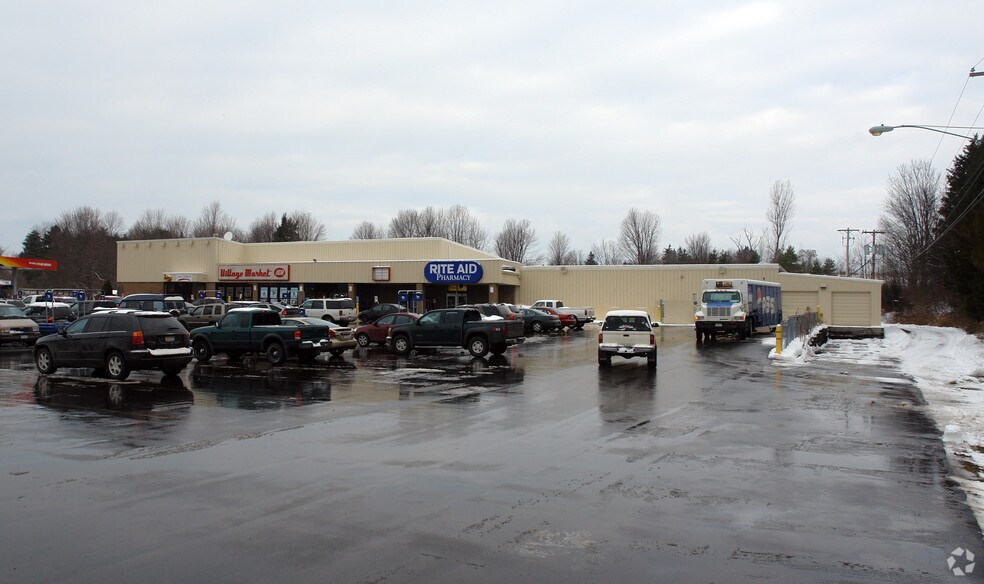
[877, 137, 984, 325]
[8, 183, 841, 293]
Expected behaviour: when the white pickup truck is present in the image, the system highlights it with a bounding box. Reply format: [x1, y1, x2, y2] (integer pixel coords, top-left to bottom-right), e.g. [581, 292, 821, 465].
[597, 310, 657, 368]
[532, 299, 595, 329]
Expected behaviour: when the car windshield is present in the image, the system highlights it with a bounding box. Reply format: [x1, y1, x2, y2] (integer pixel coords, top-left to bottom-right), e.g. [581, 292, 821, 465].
[0, 305, 25, 318]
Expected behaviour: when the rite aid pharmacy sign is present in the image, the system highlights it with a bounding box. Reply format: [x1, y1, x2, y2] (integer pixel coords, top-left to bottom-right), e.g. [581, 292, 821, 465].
[424, 261, 483, 284]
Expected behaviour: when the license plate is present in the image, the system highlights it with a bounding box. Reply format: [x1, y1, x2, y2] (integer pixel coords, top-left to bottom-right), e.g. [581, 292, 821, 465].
[165, 335, 175, 342]
[714, 323, 723, 327]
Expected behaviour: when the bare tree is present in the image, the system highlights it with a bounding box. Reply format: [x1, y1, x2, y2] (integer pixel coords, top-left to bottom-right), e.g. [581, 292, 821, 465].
[546, 231, 577, 265]
[444, 205, 488, 249]
[730, 227, 765, 263]
[291, 210, 326, 241]
[387, 209, 421, 238]
[246, 212, 279, 243]
[766, 179, 796, 261]
[417, 206, 447, 238]
[192, 200, 241, 239]
[590, 239, 624, 265]
[618, 208, 661, 264]
[351, 221, 386, 239]
[494, 219, 538, 263]
[126, 209, 190, 240]
[798, 248, 818, 272]
[49, 206, 122, 290]
[878, 159, 942, 292]
[684, 231, 713, 264]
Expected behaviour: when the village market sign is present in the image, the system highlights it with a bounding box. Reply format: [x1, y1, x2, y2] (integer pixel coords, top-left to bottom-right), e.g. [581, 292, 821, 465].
[424, 261, 483, 284]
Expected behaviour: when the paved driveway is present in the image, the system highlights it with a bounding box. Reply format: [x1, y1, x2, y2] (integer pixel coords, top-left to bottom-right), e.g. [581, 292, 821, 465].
[0, 328, 979, 582]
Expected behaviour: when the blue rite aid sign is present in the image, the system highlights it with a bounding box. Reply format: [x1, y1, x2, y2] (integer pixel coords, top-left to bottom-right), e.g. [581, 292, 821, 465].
[424, 261, 483, 284]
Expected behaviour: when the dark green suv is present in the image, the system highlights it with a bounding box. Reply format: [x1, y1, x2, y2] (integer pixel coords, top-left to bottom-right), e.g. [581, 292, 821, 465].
[34, 310, 193, 380]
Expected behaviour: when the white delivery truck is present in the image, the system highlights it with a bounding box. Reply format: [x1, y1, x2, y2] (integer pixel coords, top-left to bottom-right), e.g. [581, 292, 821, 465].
[694, 279, 781, 343]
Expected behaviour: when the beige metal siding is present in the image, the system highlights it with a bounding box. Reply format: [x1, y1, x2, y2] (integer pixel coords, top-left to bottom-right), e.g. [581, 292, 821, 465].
[782, 291, 820, 316]
[831, 292, 871, 326]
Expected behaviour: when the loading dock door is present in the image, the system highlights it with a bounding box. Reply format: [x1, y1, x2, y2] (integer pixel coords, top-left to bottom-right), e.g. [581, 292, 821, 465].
[831, 292, 871, 326]
[782, 291, 820, 317]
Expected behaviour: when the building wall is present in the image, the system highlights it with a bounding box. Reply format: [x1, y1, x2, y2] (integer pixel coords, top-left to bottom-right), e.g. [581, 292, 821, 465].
[117, 238, 882, 326]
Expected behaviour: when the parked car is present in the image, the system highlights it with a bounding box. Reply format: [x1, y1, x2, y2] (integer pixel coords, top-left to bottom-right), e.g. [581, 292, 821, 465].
[387, 307, 525, 358]
[23, 302, 78, 335]
[597, 310, 657, 368]
[283, 317, 357, 356]
[5, 298, 27, 310]
[355, 313, 419, 347]
[300, 297, 356, 325]
[76, 300, 119, 316]
[0, 303, 41, 346]
[190, 308, 330, 365]
[251, 302, 306, 317]
[459, 303, 526, 343]
[33, 310, 193, 380]
[519, 307, 562, 334]
[118, 294, 189, 315]
[178, 303, 239, 330]
[532, 299, 595, 329]
[355, 302, 404, 324]
[529, 305, 577, 329]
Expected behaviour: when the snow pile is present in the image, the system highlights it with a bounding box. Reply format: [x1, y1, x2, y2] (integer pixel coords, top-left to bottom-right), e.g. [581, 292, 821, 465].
[767, 325, 823, 364]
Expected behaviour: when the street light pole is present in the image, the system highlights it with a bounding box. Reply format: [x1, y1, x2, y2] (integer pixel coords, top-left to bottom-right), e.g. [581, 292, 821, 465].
[868, 124, 979, 139]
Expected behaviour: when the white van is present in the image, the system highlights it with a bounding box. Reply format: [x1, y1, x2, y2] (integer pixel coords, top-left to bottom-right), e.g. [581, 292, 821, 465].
[300, 298, 356, 325]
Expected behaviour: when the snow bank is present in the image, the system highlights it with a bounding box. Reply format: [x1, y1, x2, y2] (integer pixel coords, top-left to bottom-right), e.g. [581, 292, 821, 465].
[768, 325, 823, 365]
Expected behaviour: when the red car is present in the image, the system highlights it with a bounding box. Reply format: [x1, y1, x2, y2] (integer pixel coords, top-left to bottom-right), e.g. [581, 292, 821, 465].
[355, 313, 418, 347]
[533, 305, 576, 329]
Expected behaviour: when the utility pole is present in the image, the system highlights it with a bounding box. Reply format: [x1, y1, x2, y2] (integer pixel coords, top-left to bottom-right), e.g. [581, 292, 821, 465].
[837, 228, 858, 277]
[862, 229, 885, 279]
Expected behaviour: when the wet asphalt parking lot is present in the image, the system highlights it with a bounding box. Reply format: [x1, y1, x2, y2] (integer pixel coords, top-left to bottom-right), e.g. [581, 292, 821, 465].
[1, 326, 981, 583]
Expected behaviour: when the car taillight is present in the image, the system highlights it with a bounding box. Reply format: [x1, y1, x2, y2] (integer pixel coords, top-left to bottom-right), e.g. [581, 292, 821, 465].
[132, 330, 144, 346]
[294, 330, 301, 340]
[327, 329, 336, 338]
[650, 334, 655, 345]
[598, 333, 603, 343]
[282, 308, 288, 316]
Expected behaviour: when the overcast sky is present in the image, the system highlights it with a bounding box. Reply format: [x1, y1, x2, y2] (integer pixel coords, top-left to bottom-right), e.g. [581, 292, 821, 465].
[2, 1, 982, 263]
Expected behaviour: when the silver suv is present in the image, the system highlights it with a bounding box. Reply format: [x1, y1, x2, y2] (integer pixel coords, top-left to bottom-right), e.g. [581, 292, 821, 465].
[300, 298, 356, 325]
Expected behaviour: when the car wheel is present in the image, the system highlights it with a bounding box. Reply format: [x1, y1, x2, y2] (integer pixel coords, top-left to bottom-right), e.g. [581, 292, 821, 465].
[490, 344, 506, 356]
[193, 339, 212, 361]
[265, 342, 286, 366]
[161, 366, 183, 376]
[356, 333, 371, 348]
[467, 336, 489, 358]
[35, 347, 57, 375]
[531, 321, 544, 334]
[106, 351, 131, 381]
[575, 323, 584, 330]
[392, 335, 411, 355]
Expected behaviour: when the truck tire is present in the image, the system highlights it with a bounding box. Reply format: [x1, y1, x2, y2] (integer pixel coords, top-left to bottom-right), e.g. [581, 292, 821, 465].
[467, 336, 489, 358]
[193, 339, 212, 362]
[392, 335, 412, 355]
[575, 322, 585, 330]
[647, 351, 657, 369]
[265, 341, 286, 366]
[490, 343, 506, 356]
[597, 350, 611, 367]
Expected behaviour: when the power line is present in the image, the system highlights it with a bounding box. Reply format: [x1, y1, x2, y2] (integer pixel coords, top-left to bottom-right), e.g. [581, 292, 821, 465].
[837, 228, 859, 276]
[862, 230, 885, 279]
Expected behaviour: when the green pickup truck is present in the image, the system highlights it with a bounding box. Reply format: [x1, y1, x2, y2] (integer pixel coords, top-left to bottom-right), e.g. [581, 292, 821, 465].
[386, 307, 525, 358]
[190, 308, 329, 365]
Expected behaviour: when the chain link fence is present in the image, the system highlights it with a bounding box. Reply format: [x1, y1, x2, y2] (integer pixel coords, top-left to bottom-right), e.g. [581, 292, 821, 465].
[779, 310, 820, 352]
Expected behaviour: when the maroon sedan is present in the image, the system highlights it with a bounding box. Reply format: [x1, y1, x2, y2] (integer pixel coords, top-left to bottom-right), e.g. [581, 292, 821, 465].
[355, 313, 418, 347]
[533, 305, 577, 329]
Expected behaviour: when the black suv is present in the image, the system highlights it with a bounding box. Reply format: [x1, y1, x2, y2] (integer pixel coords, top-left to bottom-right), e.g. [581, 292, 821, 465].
[34, 310, 193, 380]
[356, 302, 404, 323]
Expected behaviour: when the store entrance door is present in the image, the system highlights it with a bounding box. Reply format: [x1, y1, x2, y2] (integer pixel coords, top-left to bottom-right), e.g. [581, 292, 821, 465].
[446, 292, 468, 308]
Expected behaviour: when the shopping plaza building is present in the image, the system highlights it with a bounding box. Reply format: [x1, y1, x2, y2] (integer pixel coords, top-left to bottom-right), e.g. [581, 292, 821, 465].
[117, 236, 883, 327]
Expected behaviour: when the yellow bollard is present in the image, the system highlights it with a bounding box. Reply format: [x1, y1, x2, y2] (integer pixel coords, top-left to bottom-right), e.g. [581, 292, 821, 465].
[775, 324, 782, 354]
[817, 305, 823, 324]
[657, 304, 662, 323]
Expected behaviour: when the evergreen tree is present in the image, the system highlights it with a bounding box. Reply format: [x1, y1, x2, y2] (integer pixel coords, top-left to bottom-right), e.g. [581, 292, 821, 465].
[775, 245, 801, 272]
[584, 251, 598, 265]
[939, 137, 984, 320]
[273, 213, 301, 242]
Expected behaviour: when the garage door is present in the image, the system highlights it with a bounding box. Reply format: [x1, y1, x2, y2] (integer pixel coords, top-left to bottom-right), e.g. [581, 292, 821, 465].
[831, 292, 871, 326]
[782, 291, 819, 317]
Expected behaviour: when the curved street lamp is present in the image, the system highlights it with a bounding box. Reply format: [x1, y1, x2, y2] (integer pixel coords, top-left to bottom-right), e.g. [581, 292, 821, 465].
[868, 124, 979, 139]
